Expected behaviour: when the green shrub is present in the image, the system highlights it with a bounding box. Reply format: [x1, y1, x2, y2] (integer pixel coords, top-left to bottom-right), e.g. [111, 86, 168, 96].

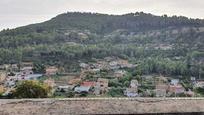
[13, 80, 51, 98]
[108, 87, 124, 97]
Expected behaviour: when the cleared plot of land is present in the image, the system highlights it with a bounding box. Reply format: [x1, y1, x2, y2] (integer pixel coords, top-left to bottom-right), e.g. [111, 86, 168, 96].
[0, 98, 204, 115]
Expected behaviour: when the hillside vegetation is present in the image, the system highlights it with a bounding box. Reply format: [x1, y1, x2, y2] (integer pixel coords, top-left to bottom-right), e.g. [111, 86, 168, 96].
[0, 12, 204, 77]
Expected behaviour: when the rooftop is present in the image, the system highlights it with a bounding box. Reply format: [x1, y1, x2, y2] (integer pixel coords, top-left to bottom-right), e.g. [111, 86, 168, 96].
[81, 81, 96, 87]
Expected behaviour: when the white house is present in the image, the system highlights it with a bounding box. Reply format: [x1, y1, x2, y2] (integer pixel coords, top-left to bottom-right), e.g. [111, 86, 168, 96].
[170, 79, 179, 85]
[74, 86, 91, 93]
[130, 80, 139, 88]
[124, 88, 138, 97]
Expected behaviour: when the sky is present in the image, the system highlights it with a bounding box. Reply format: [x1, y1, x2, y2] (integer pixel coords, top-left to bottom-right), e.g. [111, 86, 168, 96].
[0, 0, 204, 30]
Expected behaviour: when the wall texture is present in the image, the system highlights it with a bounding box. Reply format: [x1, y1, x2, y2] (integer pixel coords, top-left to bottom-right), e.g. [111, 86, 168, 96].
[0, 98, 204, 115]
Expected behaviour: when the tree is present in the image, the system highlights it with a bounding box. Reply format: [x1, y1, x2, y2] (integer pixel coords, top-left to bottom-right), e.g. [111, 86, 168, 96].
[108, 79, 122, 87]
[195, 87, 204, 96]
[65, 91, 75, 98]
[13, 81, 51, 98]
[32, 62, 46, 73]
[123, 80, 130, 87]
[108, 87, 124, 97]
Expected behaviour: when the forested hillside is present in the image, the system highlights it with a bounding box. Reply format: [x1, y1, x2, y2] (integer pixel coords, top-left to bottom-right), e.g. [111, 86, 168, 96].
[0, 12, 204, 78]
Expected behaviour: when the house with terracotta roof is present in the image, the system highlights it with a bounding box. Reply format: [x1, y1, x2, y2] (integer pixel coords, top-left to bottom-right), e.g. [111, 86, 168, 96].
[168, 84, 185, 94]
[73, 81, 96, 94]
[81, 81, 96, 87]
[68, 78, 81, 85]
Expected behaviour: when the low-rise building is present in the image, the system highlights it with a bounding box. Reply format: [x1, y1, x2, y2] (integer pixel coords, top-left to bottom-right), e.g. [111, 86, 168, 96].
[11, 64, 19, 72]
[24, 74, 42, 80]
[21, 62, 33, 68]
[114, 70, 126, 78]
[46, 66, 58, 76]
[68, 78, 81, 85]
[81, 81, 96, 87]
[191, 77, 196, 81]
[130, 80, 139, 88]
[185, 89, 195, 97]
[170, 79, 179, 85]
[57, 85, 75, 92]
[94, 78, 109, 95]
[79, 63, 89, 69]
[44, 79, 56, 88]
[0, 65, 5, 70]
[91, 69, 100, 73]
[74, 86, 91, 93]
[194, 81, 204, 88]
[97, 78, 108, 88]
[16, 72, 42, 80]
[109, 61, 120, 70]
[124, 79, 139, 97]
[0, 72, 6, 84]
[124, 88, 138, 97]
[74, 81, 96, 93]
[4, 79, 16, 88]
[118, 60, 136, 68]
[20, 67, 34, 76]
[0, 85, 5, 93]
[155, 84, 168, 97]
[168, 84, 185, 94]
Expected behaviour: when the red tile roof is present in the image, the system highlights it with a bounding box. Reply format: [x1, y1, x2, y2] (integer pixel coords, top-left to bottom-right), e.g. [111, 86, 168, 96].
[81, 81, 96, 87]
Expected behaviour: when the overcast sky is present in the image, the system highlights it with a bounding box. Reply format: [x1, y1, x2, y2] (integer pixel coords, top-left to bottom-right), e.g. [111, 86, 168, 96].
[0, 0, 204, 30]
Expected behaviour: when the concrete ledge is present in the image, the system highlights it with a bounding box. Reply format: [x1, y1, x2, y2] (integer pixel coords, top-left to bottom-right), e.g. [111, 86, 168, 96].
[0, 98, 204, 115]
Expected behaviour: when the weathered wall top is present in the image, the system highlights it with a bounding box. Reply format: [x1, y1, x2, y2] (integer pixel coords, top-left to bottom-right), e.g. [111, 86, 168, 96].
[0, 98, 204, 115]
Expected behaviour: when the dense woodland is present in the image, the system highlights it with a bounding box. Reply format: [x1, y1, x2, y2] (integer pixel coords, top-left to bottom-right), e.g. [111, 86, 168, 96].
[0, 12, 204, 78]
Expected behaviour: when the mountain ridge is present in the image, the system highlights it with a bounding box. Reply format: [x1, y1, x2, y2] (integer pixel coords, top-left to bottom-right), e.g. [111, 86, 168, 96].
[1, 12, 204, 35]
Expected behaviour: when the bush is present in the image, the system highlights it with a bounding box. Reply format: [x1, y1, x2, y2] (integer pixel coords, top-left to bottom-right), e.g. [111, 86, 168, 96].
[66, 91, 75, 98]
[123, 80, 130, 87]
[53, 90, 75, 98]
[195, 87, 204, 96]
[13, 80, 51, 98]
[0, 93, 2, 98]
[32, 63, 46, 74]
[108, 79, 122, 87]
[108, 87, 124, 97]
[79, 91, 88, 97]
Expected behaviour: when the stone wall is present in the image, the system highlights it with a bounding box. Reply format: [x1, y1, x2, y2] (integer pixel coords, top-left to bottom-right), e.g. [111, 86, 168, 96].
[0, 98, 204, 115]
